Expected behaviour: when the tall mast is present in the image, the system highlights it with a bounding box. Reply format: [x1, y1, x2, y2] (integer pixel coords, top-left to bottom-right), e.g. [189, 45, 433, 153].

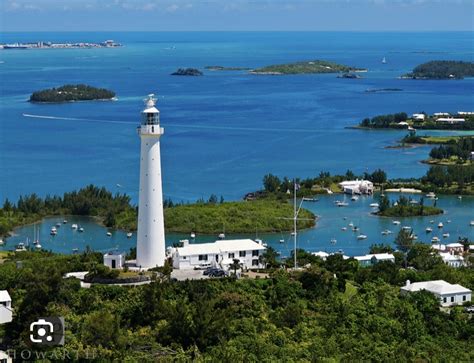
[293, 179, 297, 269]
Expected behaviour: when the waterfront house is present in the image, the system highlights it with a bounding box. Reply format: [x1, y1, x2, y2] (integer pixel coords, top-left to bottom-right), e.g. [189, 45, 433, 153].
[0, 290, 12, 324]
[401, 280, 471, 307]
[434, 112, 450, 117]
[339, 180, 374, 195]
[412, 113, 425, 121]
[439, 252, 465, 268]
[354, 253, 395, 267]
[172, 239, 266, 270]
[435, 117, 465, 124]
[431, 243, 446, 252]
[446, 243, 464, 254]
[458, 111, 474, 115]
[103, 251, 126, 269]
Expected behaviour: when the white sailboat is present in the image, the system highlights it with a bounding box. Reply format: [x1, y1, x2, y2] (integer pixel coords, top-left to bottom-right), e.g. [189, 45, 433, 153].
[382, 56, 387, 64]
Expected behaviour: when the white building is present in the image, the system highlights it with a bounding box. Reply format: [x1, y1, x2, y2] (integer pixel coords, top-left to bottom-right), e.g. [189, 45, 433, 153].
[435, 117, 465, 124]
[434, 112, 450, 117]
[0, 350, 12, 363]
[412, 113, 425, 121]
[458, 111, 474, 115]
[431, 243, 446, 252]
[0, 290, 12, 324]
[439, 252, 465, 268]
[401, 280, 471, 307]
[136, 94, 167, 269]
[339, 180, 374, 195]
[354, 253, 395, 267]
[103, 251, 126, 269]
[311, 251, 330, 260]
[446, 243, 464, 254]
[172, 239, 266, 270]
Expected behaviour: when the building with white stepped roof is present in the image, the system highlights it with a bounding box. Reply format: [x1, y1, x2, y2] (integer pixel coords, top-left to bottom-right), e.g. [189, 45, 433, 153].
[0, 290, 12, 324]
[401, 280, 471, 307]
[172, 239, 266, 270]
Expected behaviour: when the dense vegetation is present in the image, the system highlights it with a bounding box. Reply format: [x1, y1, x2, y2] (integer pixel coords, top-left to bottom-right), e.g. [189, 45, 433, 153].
[359, 112, 408, 128]
[403, 60, 474, 79]
[377, 195, 443, 217]
[204, 65, 251, 71]
[250, 60, 366, 75]
[29, 84, 115, 102]
[358, 112, 474, 130]
[0, 243, 472, 361]
[428, 137, 473, 164]
[165, 200, 315, 233]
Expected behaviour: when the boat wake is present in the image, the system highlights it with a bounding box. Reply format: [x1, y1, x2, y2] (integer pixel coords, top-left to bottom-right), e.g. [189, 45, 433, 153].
[22, 113, 135, 125]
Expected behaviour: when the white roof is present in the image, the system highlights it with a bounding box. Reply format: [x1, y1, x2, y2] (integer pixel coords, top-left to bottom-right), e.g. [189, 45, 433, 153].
[176, 239, 266, 257]
[312, 251, 329, 258]
[398, 121, 409, 125]
[354, 253, 395, 261]
[142, 106, 160, 114]
[339, 180, 373, 186]
[446, 243, 463, 248]
[0, 290, 11, 302]
[402, 280, 471, 295]
[431, 243, 446, 251]
[439, 252, 464, 262]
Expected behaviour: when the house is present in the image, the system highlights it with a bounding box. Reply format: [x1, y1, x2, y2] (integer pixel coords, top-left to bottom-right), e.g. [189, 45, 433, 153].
[0, 290, 12, 324]
[435, 117, 465, 124]
[434, 112, 450, 117]
[412, 113, 425, 121]
[354, 253, 395, 267]
[446, 243, 464, 254]
[172, 239, 266, 270]
[339, 180, 374, 195]
[431, 243, 446, 252]
[398, 121, 409, 127]
[401, 280, 471, 307]
[103, 251, 126, 269]
[311, 251, 330, 260]
[458, 111, 474, 115]
[470, 151, 474, 161]
[439, 252, 465, 268]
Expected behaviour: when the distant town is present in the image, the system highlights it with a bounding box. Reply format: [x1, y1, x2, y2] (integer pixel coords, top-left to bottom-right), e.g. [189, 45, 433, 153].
[0, 39, 122, 50]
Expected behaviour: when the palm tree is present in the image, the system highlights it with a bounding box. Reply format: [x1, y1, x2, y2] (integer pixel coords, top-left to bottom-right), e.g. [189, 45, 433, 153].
[229, 258, 242, 277]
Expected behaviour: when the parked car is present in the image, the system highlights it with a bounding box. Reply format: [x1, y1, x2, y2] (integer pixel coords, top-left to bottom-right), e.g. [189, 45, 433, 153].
[464, 306, 474, 313]
[208, 269, 227, 277]
[203, 267, 220, 276]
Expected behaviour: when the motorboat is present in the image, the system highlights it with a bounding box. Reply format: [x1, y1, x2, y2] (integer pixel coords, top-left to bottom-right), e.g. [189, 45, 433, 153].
[470, 221, 474, 226]
[426, 192, 436, 198]
[290, 232, 297, 236]
[447, 220, 451, 223]
[279, 239, 284, 243]
[438, 222, 443, 228]
[357, 234, 367, 240]
[218, 233, 225, 239]
[331, 238, 337, 244]
[431, 236, 440, 243]
[106, 231, 112, 236]
[370, 203, 379, 208]
[35, 243, 42, 250]
[0, 239, 4, 246]
[72, 248, 79, 254]
[15, 242, 27, 252]
[336, 201, 349, 207]
[430, 220, 434, 224]
[392, 220, 401, 225]
[127, 232, 133, 238]
[381, 230, 392, 236]
[190, 232, 196, 239]
[63, 219, 68, 224]
[50, 227, 57, 236]
[56, 223, 61, 228]
[348, 222, 354, 227]
[351, 196, 359, 201]
[341, 227, 347, 231]
[443, 233, 450, 238]
[458, 196, 462, 200]
[352, 226, 359, 232]
[409, 200, 419, 205]
[71, 224, 78, 230]
[426, 227, 433, 233]
[402, 226, 412, 231]
[79, 227, 84, 233]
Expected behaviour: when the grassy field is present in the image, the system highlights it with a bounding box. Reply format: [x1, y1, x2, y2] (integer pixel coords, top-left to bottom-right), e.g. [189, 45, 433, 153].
[164, 200, 316, 234]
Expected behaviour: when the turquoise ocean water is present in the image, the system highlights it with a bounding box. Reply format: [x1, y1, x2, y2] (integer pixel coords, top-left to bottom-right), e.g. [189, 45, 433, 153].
[0, 32, 473, 256]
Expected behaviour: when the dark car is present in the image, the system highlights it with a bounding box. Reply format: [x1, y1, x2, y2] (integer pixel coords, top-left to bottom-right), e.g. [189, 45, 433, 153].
[203, 267, 220, 276]
[208, 269, 226, 277]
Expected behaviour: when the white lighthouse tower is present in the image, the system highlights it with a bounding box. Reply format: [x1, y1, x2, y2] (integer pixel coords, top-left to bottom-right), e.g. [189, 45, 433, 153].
[136, 94, 166, 269]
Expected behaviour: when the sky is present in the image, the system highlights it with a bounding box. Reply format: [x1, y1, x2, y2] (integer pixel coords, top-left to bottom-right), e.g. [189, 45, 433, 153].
[1, 0, 473, 32]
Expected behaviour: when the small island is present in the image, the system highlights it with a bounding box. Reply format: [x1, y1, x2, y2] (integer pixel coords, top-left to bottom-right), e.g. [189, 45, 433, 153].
[30, 84, 115, 103]
[171, 68, 203, 76]
[376, 195, 443, 217]
[401, 60, 474, 80]
[205, 65, 251, 71]
[355, 111, 474, 130]
[250, 60, 367, 75]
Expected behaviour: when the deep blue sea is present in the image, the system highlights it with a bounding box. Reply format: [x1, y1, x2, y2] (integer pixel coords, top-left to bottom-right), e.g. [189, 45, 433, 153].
[0, 32, 473, 256]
